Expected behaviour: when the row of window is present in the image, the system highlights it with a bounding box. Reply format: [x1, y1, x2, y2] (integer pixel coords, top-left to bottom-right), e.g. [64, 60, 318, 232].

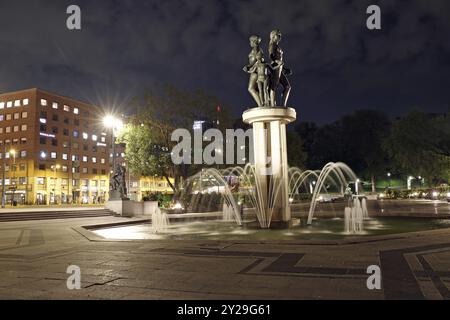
[0, 150, 27, 159]
[39, 111, 89, 127]
[0, 137, 27, 145]
[0, 112, 28, 121]
[34, 163, 107, 175]
[39, 123, 106, 143]
[40, 99, 80, 115]
[1, 177, 107, 187]
[0, 124, 27, 133]
[0, 99, 29, 109]
[1, 176, 169, 188]
[39, 137, 107, 152]
[38, 151, 107, 164]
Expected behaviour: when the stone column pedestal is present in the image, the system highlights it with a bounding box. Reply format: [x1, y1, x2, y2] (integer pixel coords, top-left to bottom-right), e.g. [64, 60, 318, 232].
[242, 107, 297, 228]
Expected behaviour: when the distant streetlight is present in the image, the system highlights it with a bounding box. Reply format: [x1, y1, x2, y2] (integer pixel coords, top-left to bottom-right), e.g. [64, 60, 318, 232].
[10, 149, 16, 205]
[52, 164, 61, 204]
[407, 176, 414, 190]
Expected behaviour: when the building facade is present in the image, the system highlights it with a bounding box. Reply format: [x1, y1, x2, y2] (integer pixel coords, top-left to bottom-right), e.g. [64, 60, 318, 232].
[0, 88, 112, 205]
[0, 88, 174, 205]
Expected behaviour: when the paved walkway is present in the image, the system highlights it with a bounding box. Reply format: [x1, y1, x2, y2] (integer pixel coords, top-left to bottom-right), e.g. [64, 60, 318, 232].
[0, 210, 449, 299]
[0, 205, 104, 213]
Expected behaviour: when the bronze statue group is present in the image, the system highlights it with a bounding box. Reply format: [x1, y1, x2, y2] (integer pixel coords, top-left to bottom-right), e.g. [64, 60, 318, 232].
[243, 29, 292, 108]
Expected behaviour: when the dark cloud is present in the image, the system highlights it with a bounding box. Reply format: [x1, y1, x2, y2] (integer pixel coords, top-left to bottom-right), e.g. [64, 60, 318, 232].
[0, 0, 449, 123]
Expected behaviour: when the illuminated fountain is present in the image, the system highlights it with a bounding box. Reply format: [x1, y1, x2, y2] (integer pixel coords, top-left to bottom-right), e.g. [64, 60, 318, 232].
[152, 207, 170, 233]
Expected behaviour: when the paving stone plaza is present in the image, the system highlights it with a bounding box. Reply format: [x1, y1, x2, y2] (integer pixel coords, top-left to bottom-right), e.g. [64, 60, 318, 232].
[0, 202, 449, 300]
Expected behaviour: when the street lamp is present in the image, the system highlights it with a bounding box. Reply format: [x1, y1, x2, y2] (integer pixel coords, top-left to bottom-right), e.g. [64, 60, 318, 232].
[103, 115, 124, 198]
[387, 172, 391, 188]
[1, 145, 6, 208]
[10, 149, 16, 205]
[51, 164, 61, 204]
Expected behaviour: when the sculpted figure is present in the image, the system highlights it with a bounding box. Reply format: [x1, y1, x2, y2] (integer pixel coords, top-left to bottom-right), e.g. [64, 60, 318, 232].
[243, 35, 265, 107]
[110, 164, 127, 197]
[268, 29, 291, 107]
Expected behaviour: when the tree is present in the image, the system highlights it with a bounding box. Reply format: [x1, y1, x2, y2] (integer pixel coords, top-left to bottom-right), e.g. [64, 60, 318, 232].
[340, 110, 391, 192]
[307, 122, 344, 169]
[296, 110, 391, 192]
[286, 130, 307, 169]
[295, 122, 318, 168]
[383, 111, 450, 185]
[118, 84, 234, 192]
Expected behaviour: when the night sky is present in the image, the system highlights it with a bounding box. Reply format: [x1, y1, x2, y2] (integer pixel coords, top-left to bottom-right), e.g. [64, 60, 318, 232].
[0, 0, 449, 124]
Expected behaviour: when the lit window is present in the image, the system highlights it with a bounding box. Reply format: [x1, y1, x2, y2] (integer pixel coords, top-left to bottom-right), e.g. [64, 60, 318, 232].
[37, 177, 45, 185]
[63, 105, 70, 112]
[0, 102, 4, 109]
[50, 152, 57, 159]
[82, 168, 88, 174]
[62, 153, 68, 160]
[23, 99, 29, 106]
[40, 151, 47, 159]
[71, 155, 78, 161]
[6, 114, 11, 120]
[21, 124, 27, 131]
[92, 134, 97, 141]
[14, 113, 19, 120]
[6, 101, 12, 108]
[82, 132, 88, 140]
[14, 100, 20, 107]
[40, 99, 47, 106]
[20, 137, 27, 144]
[21, 112, 28, 118]
[100, 158, 105, 164]
[39, 118, 47, 124]
[100, 136, 106, 142]
[20, 150, 26, 157]
[82, 156, 88, 162]
[0, 128, 3, 134]
[13, 126, 19, 132]
[62, 166, 68, 173]
[73, 107, 79, 114]
[52, 102, 58, 109]
[73, 130, 79, 138]
[92, 157, 97, 163]
[0, 115, 3, 121]
[5, 127, 11, 133]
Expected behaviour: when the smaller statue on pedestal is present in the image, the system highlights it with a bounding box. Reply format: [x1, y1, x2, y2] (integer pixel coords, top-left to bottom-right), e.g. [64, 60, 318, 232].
[109, 164, 128, 199]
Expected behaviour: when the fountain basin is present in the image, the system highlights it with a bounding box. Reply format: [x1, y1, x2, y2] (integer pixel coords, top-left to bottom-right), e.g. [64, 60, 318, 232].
[91, 217, 450, 241]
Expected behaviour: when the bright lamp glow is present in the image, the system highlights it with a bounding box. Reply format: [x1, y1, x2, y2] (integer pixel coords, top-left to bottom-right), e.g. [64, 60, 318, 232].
[173, 202, 183, 210]
[103, 115, 123, 132]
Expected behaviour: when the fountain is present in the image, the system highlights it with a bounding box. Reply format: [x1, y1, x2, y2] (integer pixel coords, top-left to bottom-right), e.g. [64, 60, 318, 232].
[222, 202, 235, 221]
[92, 31, 450, 241]
[344, 197, 364, 234]
[152, 207, 170, 233]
